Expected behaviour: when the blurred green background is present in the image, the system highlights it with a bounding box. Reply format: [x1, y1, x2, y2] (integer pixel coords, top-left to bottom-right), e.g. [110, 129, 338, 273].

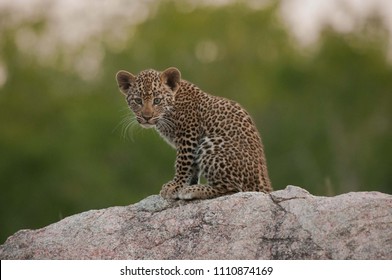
[1, 0, 391, 243]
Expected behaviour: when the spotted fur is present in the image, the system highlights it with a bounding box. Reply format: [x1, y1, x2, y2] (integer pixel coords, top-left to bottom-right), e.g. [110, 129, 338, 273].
[116, 67, 272, 200]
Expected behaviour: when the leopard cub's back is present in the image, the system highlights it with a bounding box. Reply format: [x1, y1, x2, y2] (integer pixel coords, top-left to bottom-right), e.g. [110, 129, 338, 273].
[116, 67, 272, 200]
[183, 87, 272, 193]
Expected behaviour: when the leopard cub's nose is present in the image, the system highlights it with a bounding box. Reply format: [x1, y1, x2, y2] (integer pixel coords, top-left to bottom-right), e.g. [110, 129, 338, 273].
[142, 113, 153, 121]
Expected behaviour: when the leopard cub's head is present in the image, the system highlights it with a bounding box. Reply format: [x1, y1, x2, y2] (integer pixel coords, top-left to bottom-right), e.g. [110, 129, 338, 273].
[115, 67, 181, 128]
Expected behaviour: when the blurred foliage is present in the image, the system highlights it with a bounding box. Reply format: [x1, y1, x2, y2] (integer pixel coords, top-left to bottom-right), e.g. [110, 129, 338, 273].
[0, 0, 391, 243]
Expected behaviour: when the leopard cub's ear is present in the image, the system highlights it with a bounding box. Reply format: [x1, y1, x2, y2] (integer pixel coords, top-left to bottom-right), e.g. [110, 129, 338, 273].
[116, 70, 136, 95]
[160, 67, 181, 93]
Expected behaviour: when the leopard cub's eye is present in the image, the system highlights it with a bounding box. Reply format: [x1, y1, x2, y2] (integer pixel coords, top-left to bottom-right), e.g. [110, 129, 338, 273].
[134, 98, 143, 105]
[153, 98, 162, 105]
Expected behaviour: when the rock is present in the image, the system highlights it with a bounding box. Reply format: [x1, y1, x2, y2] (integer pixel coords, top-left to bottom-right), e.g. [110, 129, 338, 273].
[0, 186, 391, 259]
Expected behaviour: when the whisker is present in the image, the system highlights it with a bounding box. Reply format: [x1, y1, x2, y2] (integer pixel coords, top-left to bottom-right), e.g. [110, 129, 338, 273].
[112, 108, 140, 141]
[122, 118, 139, 141]
[157, 118, 175, 139]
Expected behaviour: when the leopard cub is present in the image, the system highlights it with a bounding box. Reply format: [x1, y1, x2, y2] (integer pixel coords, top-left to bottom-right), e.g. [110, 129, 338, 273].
[116, 67, 272, 200]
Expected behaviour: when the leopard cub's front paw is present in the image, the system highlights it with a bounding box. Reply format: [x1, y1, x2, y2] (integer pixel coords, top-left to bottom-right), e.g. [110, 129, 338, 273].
[160, 181, 182, 199]
[177, 188, 197, 200]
